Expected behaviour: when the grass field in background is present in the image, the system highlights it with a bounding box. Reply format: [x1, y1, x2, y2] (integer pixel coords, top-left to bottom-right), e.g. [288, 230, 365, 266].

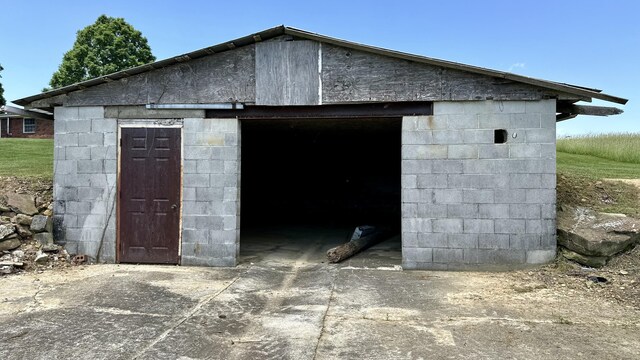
[0, 138, 54, 178]
[557, 133, 640, 179]
[557, 133, 640, 165]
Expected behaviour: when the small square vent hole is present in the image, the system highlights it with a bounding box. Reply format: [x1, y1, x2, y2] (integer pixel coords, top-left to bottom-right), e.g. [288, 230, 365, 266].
[494, 129, 508, 144]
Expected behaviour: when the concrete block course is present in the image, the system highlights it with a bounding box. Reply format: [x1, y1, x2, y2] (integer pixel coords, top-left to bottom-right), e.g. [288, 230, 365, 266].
[447, 144, 478, 159]
[78, 133, 104, 146]
[182, 117, 240, 267]
[432, 160, 463, 174]
[416, 174, 448, 188]
[65, 120, 92, 133]
[402, 160, 432, 174]
[402, 100, 556, 269]
[478, 144, 509, 159]
[432, 130, 463, 144]
[417, 204, 447, 218]
[463, 219, 494, 234]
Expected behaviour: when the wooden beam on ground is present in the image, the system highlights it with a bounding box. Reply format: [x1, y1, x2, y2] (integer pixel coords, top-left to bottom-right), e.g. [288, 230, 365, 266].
[326, 227, 394, 263]
[556, 103, 624, 117]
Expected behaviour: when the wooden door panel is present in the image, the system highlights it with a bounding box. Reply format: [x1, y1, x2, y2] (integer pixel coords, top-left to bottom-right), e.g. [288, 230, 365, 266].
[120, 127, 181, 264]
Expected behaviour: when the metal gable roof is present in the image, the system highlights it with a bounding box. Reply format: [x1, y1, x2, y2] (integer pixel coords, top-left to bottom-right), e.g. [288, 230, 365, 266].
[14, 25, 628, 107]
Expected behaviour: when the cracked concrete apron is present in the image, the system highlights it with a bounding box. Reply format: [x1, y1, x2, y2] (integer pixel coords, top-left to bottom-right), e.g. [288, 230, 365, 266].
[1, 231, 639, 359]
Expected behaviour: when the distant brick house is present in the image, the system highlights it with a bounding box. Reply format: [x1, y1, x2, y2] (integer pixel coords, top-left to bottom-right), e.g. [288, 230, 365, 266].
[0, 106, 54, 139]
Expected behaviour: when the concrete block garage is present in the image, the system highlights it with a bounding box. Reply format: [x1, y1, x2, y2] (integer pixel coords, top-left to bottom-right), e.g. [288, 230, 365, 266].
[14, 26, 626, 269]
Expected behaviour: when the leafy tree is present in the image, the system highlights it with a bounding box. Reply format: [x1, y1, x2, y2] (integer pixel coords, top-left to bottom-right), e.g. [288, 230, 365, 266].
[49, 15, 155, 88]
[0, 64, 5, 106]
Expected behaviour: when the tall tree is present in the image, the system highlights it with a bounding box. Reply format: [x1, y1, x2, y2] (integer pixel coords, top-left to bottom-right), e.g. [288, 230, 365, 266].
[49, 15, 155, 89]
[0, 64, 5, 106]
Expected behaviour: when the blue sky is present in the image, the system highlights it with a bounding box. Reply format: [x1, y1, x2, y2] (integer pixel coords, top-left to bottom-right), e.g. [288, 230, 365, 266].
[2, 0, 637, 136]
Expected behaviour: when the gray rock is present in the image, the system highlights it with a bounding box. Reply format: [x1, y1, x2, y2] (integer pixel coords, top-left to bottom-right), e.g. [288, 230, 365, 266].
[0, 238, 21, 252]
[42, 243, 59, 252]
[557, 207, 640, 258]
[0, 204, 9, 212]
[30, 215, 51, 233]
[561, 248, 608, 268]
[34, 232, 54, 246]
[16, 226, 32, 238]
[15, 214, 33, 226]
[0, 224, 15, 240]
[36, 197, 46, 209]
[6, 193, 38, 216]
[4, 233, 18, 240]
[34, 251, 49, 264]
[0, 265, 13, 275]
[12, 250, 25, 261]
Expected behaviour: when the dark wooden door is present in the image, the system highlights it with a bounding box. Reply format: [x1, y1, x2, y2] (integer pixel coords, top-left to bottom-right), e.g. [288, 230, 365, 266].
[119, 127, 181, 264]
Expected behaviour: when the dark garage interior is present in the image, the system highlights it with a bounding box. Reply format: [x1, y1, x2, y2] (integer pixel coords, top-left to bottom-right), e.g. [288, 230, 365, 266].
[240, 117, 402, 264]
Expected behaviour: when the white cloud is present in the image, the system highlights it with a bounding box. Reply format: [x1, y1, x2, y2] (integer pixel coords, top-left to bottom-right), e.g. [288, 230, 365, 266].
[508, 62, 526, 72]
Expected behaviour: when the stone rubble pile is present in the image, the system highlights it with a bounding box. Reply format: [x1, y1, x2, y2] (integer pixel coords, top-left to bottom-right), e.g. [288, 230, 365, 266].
[0, 193, 70, 275]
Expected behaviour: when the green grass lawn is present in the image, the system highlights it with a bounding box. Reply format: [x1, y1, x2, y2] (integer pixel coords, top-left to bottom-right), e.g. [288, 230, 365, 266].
[0, 138, 54, 178]
[557, 151, 640, 179]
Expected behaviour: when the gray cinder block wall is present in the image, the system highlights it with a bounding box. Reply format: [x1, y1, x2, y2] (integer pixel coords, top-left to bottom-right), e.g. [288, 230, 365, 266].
[181, 118, 240, 266]
[401, 100, 557, 270]
[52, 106, 117, 262]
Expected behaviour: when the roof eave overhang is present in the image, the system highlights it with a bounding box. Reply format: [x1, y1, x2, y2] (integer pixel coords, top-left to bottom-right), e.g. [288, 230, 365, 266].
[0, 105, 54, 120]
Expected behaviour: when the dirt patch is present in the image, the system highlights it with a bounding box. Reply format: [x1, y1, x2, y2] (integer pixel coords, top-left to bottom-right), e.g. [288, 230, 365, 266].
[507, 247, 640, 309]
[557, 172, 640, 217]
[0, 176, 53, 205]
[607, 178, 640, 189]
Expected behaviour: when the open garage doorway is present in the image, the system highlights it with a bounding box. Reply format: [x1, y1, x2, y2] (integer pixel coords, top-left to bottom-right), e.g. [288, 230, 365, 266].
[240, 117, 402, 267]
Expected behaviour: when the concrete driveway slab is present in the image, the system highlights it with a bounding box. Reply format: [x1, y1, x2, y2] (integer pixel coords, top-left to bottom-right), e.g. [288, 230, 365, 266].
[0, 236, 639, 360]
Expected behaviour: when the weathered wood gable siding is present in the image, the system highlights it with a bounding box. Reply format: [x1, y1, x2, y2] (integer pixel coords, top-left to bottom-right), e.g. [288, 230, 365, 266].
[321, 44, 563, 104]
[30, 39, 582, 109]
[64, 45, 256, 107]
[255, 41, 320, 105]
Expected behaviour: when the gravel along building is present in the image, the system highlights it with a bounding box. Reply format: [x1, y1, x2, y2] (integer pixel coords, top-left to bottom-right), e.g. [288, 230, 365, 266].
[14, 26, 627, 269]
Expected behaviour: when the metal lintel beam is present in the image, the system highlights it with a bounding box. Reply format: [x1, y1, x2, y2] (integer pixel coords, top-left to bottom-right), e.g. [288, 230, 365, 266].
[146, 103, 244, 110]
[205, 102, 434, 119]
